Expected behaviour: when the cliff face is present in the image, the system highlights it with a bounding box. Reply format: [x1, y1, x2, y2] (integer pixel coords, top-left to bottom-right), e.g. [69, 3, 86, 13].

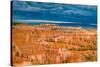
[12, 24, 97, 66]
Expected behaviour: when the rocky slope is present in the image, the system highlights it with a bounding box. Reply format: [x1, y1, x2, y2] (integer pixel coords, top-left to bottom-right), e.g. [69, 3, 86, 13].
[12, 23, 97, 66]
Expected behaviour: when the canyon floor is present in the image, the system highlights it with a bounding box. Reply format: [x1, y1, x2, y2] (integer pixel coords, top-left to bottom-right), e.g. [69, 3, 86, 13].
[12, 23, 97, 66]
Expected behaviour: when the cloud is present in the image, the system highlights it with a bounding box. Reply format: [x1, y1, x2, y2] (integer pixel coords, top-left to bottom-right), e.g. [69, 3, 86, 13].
[13, 19, 78, 24]
[89, 24, 97, 26]
[12, 1, 97, 25]
[13, 1, 96, 16]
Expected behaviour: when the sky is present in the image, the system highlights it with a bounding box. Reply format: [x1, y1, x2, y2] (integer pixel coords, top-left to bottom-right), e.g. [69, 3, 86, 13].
[12, 1, 97, 25]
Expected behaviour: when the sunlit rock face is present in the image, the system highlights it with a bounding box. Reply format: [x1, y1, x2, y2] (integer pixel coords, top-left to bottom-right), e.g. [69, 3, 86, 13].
[12, 24, 97, 65]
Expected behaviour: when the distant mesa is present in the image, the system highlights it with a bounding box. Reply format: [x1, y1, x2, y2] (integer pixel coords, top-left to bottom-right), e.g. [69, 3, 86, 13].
[12, 22, 29, 26]
[39, 23, 58, 26]
[12, 22, 58, 26]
